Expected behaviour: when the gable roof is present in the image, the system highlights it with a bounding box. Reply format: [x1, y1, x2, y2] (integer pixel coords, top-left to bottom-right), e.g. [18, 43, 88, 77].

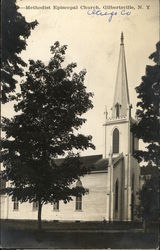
[54, 154, 109, 172]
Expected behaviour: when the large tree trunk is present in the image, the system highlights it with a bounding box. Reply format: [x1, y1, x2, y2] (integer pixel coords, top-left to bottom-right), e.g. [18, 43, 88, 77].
[38, 201, 42, 230]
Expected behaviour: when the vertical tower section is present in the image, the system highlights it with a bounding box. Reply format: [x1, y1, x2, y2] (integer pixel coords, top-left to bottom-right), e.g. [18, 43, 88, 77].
[104, 33, 140, 221]
[104, 33, 132, 158]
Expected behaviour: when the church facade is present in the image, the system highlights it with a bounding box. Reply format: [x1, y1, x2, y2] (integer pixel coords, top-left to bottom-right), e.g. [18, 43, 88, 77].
[0, 34, 140, 222]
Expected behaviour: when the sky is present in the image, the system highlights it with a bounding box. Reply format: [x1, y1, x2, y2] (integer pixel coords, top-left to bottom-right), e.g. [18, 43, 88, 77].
[3, 0, 159, 157]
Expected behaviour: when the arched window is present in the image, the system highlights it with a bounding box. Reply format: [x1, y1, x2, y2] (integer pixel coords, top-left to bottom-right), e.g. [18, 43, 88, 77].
[53, 200, 59, 211]
[75, 180, 82, 211]
[33, 201, 38, 211]
[76, 196, 82, 211]
[13, 197, 19, 211]
[115, 180, 119, 212]
[113, 128, 119, 154]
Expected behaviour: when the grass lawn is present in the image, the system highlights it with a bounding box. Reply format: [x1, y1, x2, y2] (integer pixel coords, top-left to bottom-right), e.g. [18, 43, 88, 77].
[1, 220, 159, 249]
[1, 219, 144, 230]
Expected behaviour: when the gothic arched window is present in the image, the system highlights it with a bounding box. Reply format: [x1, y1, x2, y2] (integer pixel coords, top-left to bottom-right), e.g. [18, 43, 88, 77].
[33, 201, 38, 211]
[75, 180, 83, 211]
[53, 200, 59, 211]
[76, 196, 82, 211]
[13, 197, 19, 211]
[113, 128, 119, 154]
[115, 180, 119, 212]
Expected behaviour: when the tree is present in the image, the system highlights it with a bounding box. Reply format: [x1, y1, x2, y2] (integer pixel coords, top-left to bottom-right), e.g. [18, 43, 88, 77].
[1, 42, 95, 230]
[132, 42, 160, 229]
[135, 171, 159, 231]
[1, 0, 38, 103]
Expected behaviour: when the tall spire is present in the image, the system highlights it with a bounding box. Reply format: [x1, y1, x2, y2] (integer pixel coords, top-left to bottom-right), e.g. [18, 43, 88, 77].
[112, 32, 130, 118]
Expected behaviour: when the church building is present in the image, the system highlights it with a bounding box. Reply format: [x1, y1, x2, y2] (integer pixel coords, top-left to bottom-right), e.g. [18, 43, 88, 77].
[0, 33, 140, 222]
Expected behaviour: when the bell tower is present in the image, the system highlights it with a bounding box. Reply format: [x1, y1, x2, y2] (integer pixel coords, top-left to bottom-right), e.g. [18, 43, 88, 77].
[104, 33, 132, 157]
[104, 33, 139, 221]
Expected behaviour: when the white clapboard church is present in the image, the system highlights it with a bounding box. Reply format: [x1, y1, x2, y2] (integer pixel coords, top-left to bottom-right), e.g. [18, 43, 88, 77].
[0, 33, 140, 222]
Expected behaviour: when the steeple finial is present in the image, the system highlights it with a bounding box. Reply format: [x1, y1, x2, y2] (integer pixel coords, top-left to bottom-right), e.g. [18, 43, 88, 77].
[121, 32, 124, 45]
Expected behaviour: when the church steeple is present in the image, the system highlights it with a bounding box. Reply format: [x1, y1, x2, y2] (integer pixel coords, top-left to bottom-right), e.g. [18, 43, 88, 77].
[112, 32, 130, 118]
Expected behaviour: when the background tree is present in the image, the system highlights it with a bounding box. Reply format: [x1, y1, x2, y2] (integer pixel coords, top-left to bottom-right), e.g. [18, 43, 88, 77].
[135, 170, 159, 231]
[1, 42, 95, 230]
[1, 0, 38, 103]
[132, 42, 160, 228]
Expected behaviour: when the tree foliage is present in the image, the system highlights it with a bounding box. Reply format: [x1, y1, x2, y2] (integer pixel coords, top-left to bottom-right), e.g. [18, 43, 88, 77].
[132, 42, 160, 224]
[1, 42, 95, 229]
[132, 42, 160, 168]
[1, 0, 38, 103]
[136, 172, 159, 223]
